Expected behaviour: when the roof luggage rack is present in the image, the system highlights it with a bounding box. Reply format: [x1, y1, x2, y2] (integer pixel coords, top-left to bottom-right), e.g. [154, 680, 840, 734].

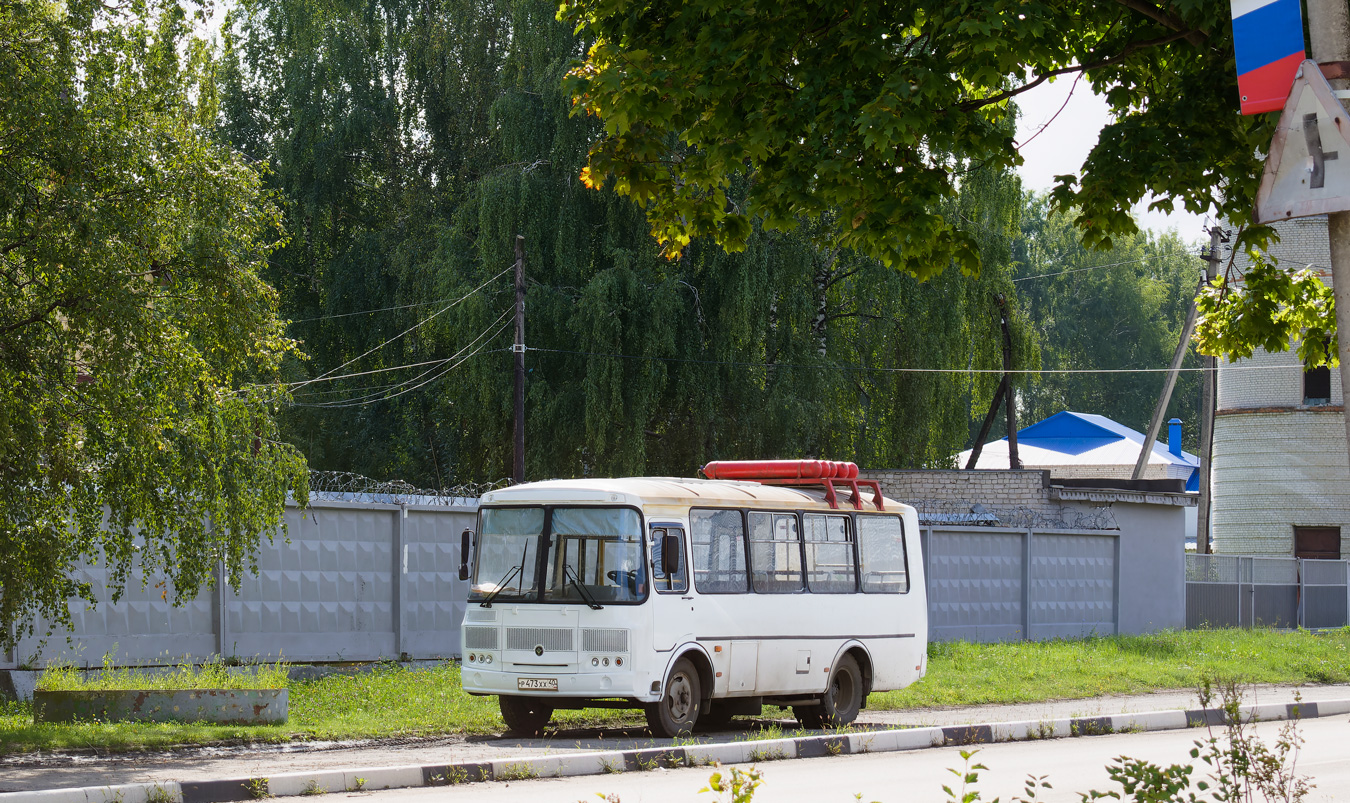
[700, 460, 885, 511]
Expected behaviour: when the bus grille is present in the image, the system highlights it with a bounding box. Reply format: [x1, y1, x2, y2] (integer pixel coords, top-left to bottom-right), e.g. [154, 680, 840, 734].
[582, 628, 629, 653]
[506, 627, 573, 652]
[464, 626, 499, 650]
[464, 609, 497, 622]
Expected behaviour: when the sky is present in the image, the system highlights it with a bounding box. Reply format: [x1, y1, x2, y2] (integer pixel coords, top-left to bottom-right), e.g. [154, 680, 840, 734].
[1013, 76, 1214, 246]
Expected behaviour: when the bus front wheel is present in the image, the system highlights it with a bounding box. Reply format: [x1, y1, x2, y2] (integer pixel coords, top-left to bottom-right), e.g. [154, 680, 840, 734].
[795, 654, 862, 729]
[646, 657, 700, 738]
[499, 695, 554, 737]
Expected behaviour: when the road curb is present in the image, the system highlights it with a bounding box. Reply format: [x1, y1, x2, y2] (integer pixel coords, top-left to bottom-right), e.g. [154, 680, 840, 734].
[4, 698, 1347, 803]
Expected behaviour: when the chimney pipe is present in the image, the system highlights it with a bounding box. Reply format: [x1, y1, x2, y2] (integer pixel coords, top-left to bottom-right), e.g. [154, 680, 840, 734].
[1167, 418, 1183, 457]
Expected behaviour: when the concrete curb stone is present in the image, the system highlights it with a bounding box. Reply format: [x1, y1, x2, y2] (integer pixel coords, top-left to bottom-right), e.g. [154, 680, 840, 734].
[3, 698, 1347, 803]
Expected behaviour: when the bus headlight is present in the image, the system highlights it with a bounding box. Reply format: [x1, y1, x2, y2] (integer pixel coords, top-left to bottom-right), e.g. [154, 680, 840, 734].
[591, 657, 600, 667]
[468, 653, 476, 663]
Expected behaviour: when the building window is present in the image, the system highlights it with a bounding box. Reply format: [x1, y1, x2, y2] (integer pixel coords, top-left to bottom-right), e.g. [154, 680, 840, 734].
[1293, 526, 1341, 560]
[1303, 365, 1331, 406]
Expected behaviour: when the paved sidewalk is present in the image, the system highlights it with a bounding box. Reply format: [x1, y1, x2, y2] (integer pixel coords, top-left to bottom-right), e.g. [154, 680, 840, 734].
[1, 683, 1346, 794]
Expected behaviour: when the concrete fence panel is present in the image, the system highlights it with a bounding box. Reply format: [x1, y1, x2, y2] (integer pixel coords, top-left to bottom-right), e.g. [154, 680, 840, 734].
[2, 499, 477, 669]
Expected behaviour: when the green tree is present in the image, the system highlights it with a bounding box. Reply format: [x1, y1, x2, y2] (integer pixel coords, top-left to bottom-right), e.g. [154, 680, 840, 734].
[225, 0, 1032, 482]
[1014, 195, 1204, 449]
[0, 0, 308, 646]
[559, 0, 1266, 277]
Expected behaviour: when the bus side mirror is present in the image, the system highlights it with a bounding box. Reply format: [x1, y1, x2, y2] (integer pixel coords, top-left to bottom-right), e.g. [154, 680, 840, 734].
[458, 529, 474, 581]
[662, 532, 681, 576]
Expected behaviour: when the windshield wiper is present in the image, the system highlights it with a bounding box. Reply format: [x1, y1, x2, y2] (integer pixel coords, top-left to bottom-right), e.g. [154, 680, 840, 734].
[480, 542, 533, 608]
[478, 564, 521, 608]
[564, 564, 603, 610]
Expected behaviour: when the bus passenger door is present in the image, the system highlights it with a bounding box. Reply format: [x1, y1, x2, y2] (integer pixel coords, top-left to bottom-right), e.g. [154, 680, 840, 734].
[649, 524, 691, 651]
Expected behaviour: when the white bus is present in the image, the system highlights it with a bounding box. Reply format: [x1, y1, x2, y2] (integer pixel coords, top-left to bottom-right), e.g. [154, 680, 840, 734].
[457, 460, 927, 737]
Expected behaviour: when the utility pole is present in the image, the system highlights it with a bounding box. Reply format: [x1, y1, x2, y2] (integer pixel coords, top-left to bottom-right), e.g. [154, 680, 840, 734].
[1197, 229, 1222, 554]
[1307, 0, 1350, 524]
[513, 235, 526, 485]
[999, 295, 1022, 470]
[1132, 229, 1219, 481]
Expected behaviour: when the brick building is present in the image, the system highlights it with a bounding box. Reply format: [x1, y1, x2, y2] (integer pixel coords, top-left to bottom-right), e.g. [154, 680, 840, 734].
[1213, 215, 1350, 558]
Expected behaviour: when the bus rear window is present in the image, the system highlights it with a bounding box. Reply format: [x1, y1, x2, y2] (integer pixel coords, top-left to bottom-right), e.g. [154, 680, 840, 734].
[857, 515, 908, 593]
[691, 509, 748, 593]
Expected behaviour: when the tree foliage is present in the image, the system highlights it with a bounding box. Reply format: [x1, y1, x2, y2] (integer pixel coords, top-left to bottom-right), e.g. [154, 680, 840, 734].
[1196, 257, 1337, 369]
[223, 0, 1035, 485]
[559, 0, 1271, 276]
[1014, 195, 1204, 449]
[0, 0, 308, 646]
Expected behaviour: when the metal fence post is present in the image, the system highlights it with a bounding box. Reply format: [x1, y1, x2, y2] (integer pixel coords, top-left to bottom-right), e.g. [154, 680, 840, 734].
[1238, 556, 1247, 628]
[1023, 530, 1033, 641]
[394, 505, 406, 661]
[215, 560, 228, 659]
[1112, 533, 1122, 635]
[1297, 558, 1306, 629]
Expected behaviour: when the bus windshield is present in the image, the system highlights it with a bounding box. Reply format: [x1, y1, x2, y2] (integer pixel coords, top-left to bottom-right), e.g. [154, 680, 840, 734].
[543, 507, 646, 604]
[470, 506, 647, 604]
[470, 507, 544, 602]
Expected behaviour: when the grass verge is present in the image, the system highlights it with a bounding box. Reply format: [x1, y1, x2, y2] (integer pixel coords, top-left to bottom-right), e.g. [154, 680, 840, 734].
[2, 628, 1347, 753]
[37, 659, 289, 692]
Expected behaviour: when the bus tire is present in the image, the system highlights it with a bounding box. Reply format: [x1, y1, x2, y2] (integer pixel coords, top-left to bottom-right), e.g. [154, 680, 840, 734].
[646, 657, 700, 738]
[816, 653, 863, 727]
[499, 695, 553, 736]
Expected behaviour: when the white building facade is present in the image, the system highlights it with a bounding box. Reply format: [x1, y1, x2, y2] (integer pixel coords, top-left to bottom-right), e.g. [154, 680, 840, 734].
[1213, 215, 1350, 558]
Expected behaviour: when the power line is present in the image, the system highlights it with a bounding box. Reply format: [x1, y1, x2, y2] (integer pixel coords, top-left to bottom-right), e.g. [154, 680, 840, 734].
[288, 307, 516, 392]
[285, 265, 511, 393]
[285, 265, 514, 323]
[292, 315, 515, 408]
[1012, 251, 1195, 283]
[526, 347, 1284, 375]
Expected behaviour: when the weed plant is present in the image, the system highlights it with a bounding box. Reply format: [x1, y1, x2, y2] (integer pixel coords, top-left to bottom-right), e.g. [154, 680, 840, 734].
[36, 655, 288, 692]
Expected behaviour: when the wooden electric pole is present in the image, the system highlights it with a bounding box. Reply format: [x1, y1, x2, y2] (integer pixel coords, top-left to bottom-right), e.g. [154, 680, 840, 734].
[1197, 229, 1222, 554]
[1307, 0, 1350, 517]
[513, 235, 526, 485]
[1132, 228, 1219, 481]
[999, 295, 1022, 470]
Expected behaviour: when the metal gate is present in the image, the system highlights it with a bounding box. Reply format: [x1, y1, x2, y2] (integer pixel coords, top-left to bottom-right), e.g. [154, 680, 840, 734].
[1186, 554, 1350, 630]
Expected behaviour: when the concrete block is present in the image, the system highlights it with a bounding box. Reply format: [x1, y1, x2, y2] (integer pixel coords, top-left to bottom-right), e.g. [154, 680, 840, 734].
[266, 770, 348, 798]
[0, 670, 38, 702]
[551, 752, 615, 777]
[1116, 710, 1188, 732]
[741, 738, 795, 762]
[88, 784, 183, 803]
[1243, 703, 1287, 723]
[0, 790, 90, 803]
[345, 765, 424, 791]
[890, 727, 944, 751]
[1314, 698, 1350, 716]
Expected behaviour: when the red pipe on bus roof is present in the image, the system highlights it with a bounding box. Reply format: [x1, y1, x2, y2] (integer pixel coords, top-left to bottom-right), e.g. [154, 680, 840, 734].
[702, 460, 859, 481]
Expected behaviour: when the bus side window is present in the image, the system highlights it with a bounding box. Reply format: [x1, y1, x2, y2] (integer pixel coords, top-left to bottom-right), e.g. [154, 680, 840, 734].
[651, 527, 689, 593]
[857, 515, 909, 593]
[748, 511, 803, 593]
[690, 508, 749, 593]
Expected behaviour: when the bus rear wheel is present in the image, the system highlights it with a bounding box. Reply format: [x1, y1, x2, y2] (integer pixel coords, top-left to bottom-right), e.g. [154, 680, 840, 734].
[646, 657, 700, 738]
[499, 695, 554, 736]
[796, 654, 862, 729]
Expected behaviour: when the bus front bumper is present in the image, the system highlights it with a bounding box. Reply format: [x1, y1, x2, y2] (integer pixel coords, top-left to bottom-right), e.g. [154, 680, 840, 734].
[461, 667, 656, 702]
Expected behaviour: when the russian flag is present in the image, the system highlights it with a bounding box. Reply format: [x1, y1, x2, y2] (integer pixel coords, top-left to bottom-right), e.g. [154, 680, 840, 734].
[1232, 0, 1306, 114]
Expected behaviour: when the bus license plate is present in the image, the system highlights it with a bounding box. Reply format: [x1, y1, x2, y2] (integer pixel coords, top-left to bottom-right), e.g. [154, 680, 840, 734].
[518, 677, 558, 691]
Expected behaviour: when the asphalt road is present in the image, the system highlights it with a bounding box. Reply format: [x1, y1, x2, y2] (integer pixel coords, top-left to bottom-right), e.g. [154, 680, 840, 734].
[333, 716, 1350, 803]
